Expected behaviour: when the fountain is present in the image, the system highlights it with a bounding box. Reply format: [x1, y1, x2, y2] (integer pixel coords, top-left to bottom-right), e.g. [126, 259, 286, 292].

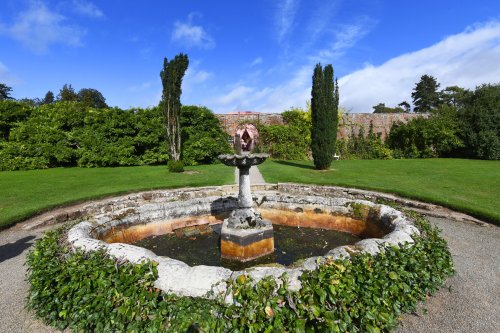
[216, 133, 275, 262]
[218, 152, 272, 262]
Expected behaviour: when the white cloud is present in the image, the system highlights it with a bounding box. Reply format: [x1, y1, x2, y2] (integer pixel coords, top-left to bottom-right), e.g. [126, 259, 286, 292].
[313, 16, 376, 62]
[210, 66, 311, 113]
[0, 1, 85, 53]
[71, 0, 104, 18]
[275, 0, 300, 43]
[250, 57, 263, 67]
[171, 13, 215, 49]
[339, 21, 500, 112]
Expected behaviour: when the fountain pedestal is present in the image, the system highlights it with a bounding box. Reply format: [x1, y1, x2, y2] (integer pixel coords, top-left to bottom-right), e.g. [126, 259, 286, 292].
[218, 154, 274, 262]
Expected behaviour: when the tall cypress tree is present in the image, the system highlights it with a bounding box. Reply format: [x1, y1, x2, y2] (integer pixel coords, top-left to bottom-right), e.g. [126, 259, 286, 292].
[311, 63, 339, 170]
[159, 53, 189, 162]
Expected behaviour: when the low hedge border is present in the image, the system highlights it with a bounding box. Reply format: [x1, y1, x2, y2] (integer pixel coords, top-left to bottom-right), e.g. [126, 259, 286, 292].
[26, 212, 454, 332]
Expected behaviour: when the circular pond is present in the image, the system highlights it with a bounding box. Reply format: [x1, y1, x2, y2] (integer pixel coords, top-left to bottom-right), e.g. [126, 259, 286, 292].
[67, 184, 419, 298]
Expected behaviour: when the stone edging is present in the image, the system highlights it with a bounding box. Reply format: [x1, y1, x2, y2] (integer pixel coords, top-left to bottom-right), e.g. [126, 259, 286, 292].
[65, 184, 420, 298]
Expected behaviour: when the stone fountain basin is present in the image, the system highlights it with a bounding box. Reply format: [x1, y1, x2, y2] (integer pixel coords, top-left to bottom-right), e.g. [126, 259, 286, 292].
[66, 184, 419, 298]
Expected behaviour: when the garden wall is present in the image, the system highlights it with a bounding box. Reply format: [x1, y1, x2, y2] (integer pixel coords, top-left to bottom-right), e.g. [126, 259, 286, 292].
[216, 112, 427, 141]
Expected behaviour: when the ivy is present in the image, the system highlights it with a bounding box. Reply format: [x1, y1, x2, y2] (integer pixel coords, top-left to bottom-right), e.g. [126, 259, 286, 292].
[26, 214, 454, 332]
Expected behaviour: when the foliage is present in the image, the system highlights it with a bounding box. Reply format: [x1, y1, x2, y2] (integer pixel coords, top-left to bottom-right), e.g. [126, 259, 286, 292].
[0, 100, 232, 170]
[387, 105, 463, 158]
[77, 88, 108, 109]
[167, 159, 185, 172]
[58, 84, 78, 102]
[337, 122, 393, 159]
[0, 82, 14, 101]
[0, 102, 85, 170]
[0, 100, 33, 140]
[159, 53, 189, 162]
[411, 75, 441, 113]
[255, 107, 311, 160]
[456, 84, 499, 160]
[42, 91, 55, 104]
[26, 213, 454, 332]
[372, 103, 407, 113]
[180, 105, 231, 165]
[76, 107, 140, 167]
[439, 86, 471, 108]
[311, 63, 339, 169]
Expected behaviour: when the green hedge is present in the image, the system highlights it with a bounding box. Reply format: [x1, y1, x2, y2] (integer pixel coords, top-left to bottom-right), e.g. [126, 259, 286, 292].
[27, 213, 454, 332]
[0, 102, 230, 170]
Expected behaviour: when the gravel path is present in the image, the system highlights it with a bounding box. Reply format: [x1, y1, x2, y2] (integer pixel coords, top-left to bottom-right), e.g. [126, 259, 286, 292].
[396, 217, 500, 332]
[234, 165, 266, 184]
[0, 209, 498, 332]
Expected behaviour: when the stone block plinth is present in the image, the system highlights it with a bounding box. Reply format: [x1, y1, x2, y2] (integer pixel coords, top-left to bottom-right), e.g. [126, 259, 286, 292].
[220, 220, 274, 262]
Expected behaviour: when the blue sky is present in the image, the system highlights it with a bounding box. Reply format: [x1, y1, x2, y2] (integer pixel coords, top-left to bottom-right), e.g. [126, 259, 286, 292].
[1, 0, 499, 113]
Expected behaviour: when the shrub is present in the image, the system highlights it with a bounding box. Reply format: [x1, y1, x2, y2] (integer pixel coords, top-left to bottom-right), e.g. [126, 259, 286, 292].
[180, 105, 231, 165]
[337, 122, 393, 160]
[27, 213, 454, 332]
[167, 159, 184, 172]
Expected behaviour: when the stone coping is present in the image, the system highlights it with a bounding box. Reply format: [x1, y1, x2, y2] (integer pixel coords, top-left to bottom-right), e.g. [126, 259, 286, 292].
[65, 184, 420, 299]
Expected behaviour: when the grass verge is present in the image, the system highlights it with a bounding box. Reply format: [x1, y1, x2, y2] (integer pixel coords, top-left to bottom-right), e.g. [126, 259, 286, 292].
[0, 164, 234, 229]
[259, 158, 500, 224]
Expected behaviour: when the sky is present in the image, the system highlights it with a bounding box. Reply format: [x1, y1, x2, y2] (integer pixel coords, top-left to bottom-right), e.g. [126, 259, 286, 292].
[0, 0, 499, 113]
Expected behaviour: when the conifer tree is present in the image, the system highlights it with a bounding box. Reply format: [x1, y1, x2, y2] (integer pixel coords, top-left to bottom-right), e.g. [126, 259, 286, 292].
[159, 53, 189, 162]
[311, 63, 339, 170]
[412, 75, 440, 113]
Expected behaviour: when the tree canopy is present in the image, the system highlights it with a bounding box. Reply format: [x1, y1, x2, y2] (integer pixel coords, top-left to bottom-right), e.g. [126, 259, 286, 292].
[411, 75, 440, 113]
[0, 83, 13, 101]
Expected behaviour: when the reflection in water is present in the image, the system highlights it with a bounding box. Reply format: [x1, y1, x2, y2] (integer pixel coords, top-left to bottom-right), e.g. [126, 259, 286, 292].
[134, 224, 360, 270]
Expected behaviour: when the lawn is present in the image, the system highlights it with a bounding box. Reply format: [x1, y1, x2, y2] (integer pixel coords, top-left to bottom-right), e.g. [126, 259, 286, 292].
[1, 159, 498, 229]
[0, 164, 234, 229]
[259, 158, 500, 224]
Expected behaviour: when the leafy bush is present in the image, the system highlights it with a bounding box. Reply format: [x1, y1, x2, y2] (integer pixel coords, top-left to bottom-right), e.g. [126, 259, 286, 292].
[0, 102, 230, 170]
[27, 213, 454, 332]
[167, 159, 184, 172]
[387, 105, 462, 158]
[255, 107, 311, 160]
[337, 122, 393, 160]
[180, 105, 231, 165]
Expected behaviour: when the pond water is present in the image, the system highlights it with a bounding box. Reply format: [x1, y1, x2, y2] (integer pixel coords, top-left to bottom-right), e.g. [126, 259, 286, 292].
[134, 224, 361, 270]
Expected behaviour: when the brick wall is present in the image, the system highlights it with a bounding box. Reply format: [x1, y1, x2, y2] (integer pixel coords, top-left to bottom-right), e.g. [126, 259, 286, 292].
[216, 113, 427, 140]
[337, 113, 427, 140]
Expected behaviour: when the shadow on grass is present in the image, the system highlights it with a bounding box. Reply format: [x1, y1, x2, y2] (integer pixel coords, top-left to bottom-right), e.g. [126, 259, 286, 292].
[273, 160, 315, 170]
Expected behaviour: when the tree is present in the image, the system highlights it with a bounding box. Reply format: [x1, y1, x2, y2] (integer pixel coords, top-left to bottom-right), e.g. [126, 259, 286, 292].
[310, 63, 339, 170]
[411, 75, 440, 113]
[58, 84, 78, 102]
[77, 88, 108, 108]
[42, 91, 55, 104]
[398, 101, 411, 113]
[439, 86, 470, 108]
[159, 53, 189, 163]
[0, 83, 13, 101]
[457, 84, 499, 160]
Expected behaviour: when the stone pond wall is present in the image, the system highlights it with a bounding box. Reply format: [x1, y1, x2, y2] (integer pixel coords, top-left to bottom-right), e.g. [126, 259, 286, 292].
[216, 113, 427, 141]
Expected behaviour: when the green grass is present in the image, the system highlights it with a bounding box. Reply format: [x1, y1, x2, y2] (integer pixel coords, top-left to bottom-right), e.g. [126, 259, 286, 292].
[2, 159, 498, 228]
[259, 159, 500, 224]
[0, 164, 234, 229]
